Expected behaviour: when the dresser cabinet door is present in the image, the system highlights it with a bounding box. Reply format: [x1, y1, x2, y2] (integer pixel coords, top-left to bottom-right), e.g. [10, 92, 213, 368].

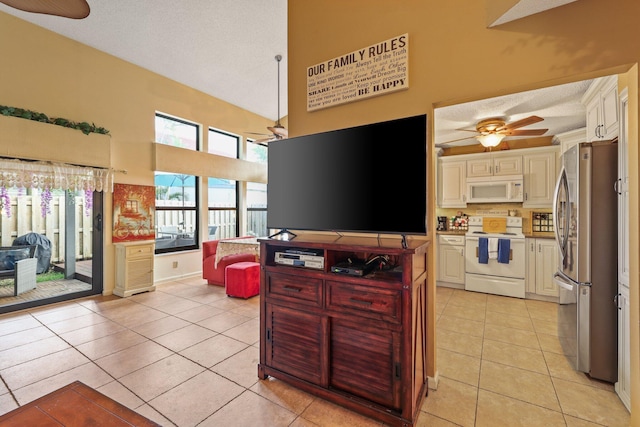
[265, 303, 325, 385]
[329, 317, 401, 410]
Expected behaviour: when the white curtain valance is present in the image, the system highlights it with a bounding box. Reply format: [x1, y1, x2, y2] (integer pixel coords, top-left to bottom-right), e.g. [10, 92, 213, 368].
[0, 158, 114, 192]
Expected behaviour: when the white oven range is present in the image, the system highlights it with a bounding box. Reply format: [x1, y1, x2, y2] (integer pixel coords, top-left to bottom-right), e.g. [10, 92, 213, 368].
[464, 216, 526, 298]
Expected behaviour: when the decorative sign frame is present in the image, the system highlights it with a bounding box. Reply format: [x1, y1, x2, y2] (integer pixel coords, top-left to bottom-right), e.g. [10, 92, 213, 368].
[307, 34, 409, 111]
[112, 184, 155, 243]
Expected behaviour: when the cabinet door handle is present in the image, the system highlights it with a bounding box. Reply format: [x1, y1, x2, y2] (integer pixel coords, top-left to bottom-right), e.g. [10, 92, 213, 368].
[283, 286, 301, 293]
[495, 165, 499, 174]
[349, 297, 373, 306]
[614, 293, 621, 310]
[531, 242, 535, 251]
[538, 243, 541, 253]
[614, 178, 622, 195]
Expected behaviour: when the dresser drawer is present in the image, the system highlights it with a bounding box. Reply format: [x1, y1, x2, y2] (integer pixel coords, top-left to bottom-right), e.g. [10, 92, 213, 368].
[126, 244, 153, 259]
[265, 272, 322, 308]
[326, 281, 401, 323]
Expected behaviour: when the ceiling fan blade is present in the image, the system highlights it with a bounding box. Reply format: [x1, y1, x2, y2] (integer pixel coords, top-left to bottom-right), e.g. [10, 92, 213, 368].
[0, 0, 90, 18]
[250, 136, 275, 147]
[268, 126, 288, 138]
[497, 115, 544, 131]
[246, 131, 271, 136]
[503, 128, 549, 136]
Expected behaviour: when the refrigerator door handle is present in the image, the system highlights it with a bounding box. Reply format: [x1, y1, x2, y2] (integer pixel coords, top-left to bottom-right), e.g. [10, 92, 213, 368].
[553, 271, 574, 290]
[553, 167, 569, 259]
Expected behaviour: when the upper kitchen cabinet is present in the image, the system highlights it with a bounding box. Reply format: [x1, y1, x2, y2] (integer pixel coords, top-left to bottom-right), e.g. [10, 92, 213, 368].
[582, 75, 619, 142]
[466, 154, 522, 178]
[553, 127, 586, 156]
[438, 156, 467, 208]
[523, 147, 559, 207]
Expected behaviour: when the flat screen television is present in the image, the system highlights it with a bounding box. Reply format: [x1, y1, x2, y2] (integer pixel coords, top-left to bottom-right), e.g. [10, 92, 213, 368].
[267, 114, 427, 236]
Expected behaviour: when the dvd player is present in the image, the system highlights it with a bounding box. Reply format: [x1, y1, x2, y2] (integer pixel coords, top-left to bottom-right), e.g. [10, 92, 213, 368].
[330, 261, 375, 277]
[275, 251, 324, 269]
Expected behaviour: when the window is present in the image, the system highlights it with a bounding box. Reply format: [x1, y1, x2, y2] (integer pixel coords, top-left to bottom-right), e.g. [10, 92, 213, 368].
[155, 113, 198, 150]
[246, 140, 268, 237]
[246, 140, 268, 164]
[154, 114, 200, 253]
[207, 177, 238, 240]
[209, 128, 239, 157]
[247, 182, 267, 237]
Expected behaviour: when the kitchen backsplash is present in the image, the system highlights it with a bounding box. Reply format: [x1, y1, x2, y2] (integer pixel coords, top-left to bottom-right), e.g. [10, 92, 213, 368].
[436, 203, 552, 234]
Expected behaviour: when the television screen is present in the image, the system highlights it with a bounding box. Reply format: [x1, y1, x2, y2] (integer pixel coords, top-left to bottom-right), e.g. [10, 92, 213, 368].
[267, 114, 427, 235]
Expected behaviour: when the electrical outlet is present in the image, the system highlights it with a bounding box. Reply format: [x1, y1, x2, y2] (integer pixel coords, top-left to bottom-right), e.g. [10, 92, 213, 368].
[172, 261, 178, 269]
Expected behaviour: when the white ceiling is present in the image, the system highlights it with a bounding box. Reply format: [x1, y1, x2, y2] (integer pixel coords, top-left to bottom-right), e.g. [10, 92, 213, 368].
[435, 79, 593, 148]
[0, 0, 288, 122]
[1, 0, 587, 142]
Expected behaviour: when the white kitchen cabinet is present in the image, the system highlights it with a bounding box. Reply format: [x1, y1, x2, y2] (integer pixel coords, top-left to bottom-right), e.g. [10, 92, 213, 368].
[554, 127, 586, 156]
[437, 234, 465, 285]
[466, 154, 522, 178]
[618, 88, 630, 287]
[439, 158, 467, 208]
[615, 283, 631, 412]
[114, 241, 155, 297]
[615, 89, 630, 412]
[523, 148, 558, 208]
[582, 75, 618, 142]
[525, 238, 558, 297]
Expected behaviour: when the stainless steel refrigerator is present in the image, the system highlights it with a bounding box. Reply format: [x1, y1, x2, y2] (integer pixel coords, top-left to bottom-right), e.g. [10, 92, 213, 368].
[553, 141, 618, 383]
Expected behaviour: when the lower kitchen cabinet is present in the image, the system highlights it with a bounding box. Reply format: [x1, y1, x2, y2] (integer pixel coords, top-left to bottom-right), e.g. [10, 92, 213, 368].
[259, 236, 429, 427]
[437, 234, 465, 285]
[525, 238, 558, 298]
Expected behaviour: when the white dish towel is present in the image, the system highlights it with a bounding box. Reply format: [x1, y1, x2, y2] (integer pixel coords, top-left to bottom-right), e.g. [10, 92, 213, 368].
[488, 238, 499, 260]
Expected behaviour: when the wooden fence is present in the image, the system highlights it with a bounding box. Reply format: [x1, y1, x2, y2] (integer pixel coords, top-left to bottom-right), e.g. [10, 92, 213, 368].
[0, 196, 92, 263]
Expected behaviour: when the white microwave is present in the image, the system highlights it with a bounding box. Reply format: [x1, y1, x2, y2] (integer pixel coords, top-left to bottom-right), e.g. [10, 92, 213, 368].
[466, 175, 524, 203]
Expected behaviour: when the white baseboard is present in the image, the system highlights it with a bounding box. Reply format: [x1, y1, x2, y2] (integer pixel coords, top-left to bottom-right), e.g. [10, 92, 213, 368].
[428, 371, 439, 390]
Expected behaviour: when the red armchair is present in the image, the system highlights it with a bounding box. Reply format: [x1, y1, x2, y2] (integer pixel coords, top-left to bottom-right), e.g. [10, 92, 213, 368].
[202, 237, 256, 286]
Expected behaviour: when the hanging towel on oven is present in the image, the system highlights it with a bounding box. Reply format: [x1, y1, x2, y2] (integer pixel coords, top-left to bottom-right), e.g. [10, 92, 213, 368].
[498, 238, 511, 264]
[478, 237, 489, 264]
[488, 238, 499, 260]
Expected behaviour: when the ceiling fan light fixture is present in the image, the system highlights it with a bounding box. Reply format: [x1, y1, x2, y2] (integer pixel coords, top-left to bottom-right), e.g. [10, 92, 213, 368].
[476, 133, 505, 147]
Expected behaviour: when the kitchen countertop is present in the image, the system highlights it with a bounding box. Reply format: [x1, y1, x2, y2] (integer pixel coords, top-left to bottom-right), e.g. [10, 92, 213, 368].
[523, 232, 555, 239]
[436, 230, 467, 235]
[437, 230, 556, 239]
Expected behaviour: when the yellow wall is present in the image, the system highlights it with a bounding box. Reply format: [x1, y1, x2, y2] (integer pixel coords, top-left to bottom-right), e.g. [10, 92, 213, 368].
[288, 0, 640, 423]
[0, 11, 270, 288]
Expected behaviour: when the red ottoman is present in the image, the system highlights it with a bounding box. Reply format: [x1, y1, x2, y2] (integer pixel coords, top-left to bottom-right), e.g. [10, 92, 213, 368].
[225, 262, 260, 298]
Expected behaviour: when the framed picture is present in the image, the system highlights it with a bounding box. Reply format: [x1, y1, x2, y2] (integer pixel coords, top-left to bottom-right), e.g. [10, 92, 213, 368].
[112, 184, 155, 243]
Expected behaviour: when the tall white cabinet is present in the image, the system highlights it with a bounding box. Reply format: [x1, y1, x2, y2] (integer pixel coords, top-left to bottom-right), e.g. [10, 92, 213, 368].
[615, 87, 630, 411]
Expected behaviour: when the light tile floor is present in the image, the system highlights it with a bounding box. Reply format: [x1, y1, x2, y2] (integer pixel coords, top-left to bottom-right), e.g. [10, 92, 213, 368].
[0, 277, 631, 426]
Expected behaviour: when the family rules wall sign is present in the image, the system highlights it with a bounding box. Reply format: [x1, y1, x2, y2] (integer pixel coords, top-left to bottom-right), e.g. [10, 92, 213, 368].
[307, 34, 409, 111]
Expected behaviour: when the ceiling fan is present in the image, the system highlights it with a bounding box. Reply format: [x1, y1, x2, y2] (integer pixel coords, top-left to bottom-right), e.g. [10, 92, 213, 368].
[0, 0, 90, 19]
[437, 115, 548, 148]
[247, 54, 288, 147]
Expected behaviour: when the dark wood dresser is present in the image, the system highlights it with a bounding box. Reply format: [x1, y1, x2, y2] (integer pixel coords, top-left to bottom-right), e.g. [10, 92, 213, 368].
[258, 235, 429, 427]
